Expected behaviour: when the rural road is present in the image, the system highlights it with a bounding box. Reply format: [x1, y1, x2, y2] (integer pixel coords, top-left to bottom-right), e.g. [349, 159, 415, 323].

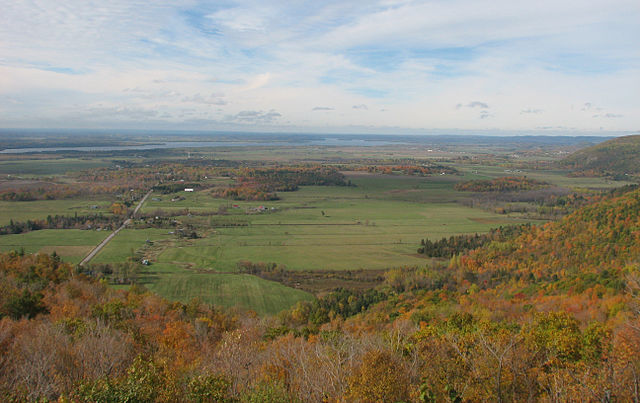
[79, 189, 153, 266]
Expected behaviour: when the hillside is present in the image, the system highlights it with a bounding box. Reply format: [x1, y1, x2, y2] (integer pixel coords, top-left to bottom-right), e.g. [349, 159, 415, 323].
[458, 185, 640, 287]
[1, 187, 640, 401]
[561, 134, 640, 178]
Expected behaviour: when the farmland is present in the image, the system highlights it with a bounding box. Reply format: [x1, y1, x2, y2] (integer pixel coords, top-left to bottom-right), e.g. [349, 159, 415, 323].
[147, 173, 531, 273]
[0, 134, 631, 315]
[0, 229, 109, 264]
[0, 198, 112, 225]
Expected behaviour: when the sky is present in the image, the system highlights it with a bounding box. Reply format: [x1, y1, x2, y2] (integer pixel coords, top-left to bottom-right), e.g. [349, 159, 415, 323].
[0, 0, 639, 135]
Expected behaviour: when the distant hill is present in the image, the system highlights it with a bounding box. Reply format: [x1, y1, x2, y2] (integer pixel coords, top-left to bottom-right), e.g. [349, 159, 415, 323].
[560, 134, 640, 179]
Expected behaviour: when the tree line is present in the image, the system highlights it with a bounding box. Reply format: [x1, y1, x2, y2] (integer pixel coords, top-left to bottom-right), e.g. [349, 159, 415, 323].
[0, 213, 122, 235]
[455, 176, 550, 192]
[2, 186, 640, 401]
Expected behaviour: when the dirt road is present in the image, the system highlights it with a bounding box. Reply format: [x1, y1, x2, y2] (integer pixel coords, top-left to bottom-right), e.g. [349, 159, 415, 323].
[79, 189, 152, 266]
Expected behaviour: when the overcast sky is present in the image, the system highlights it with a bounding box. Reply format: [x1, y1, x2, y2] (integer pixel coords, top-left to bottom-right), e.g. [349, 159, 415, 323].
[1, 0, 639, 134]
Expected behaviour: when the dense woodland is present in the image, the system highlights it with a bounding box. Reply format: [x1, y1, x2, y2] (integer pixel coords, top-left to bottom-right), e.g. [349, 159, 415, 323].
[418, 225, 527, 257]
[1, 185, 640, 401]
[0, 214, 121, 235]
[355, 164, 458, 176]
[0, 163, 348, 204]
[561, 134, 640, 179]
[454, 176, 550, 192]
[211, 166, 348, 201]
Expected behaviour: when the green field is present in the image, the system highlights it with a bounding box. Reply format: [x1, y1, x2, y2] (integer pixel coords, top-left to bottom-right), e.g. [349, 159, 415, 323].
[1, 142, 630, 316]
[141, 173, 535, 273]
[145, 271, 314, 316]
[0, 198, 112, 225]
[0, 229, 109, 264]
[453, 164, 633, 189]
[0, 158, 114, 175]
[92, 228, 175, 263]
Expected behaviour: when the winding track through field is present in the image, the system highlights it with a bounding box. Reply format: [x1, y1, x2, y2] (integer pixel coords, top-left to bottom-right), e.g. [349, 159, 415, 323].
[79, 189, 153, 266]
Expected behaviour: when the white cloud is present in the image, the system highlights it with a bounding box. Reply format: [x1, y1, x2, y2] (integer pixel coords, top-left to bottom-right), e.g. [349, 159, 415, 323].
[0, 0, 638, 132]
[238, 73, 271, 92]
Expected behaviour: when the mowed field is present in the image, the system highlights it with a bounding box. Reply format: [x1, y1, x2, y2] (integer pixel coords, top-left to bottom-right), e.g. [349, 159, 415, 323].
[144, 271, 314, 316]
[90, 228, 316, 315]
[0, 229, 109, 264]
[0, 198, 113, 226]
[1, 153, 628, 316]
[108, 171, 535, 314]
[142, 172, 536, 273]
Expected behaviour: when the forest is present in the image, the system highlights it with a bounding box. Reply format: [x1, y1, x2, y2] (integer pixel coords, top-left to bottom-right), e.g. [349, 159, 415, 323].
[454, 176, 550, 192]
[1, 184, 640, 401]
[1, 135, 639, 401]
[560, 134, 640, 179]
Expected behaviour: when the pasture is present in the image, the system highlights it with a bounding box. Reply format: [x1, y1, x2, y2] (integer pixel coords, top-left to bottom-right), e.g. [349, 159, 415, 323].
[0, 198, 112, 225]
[144, 173, 535, 272]
[144, 270, 314, 316]
[0, 141, 632, 315]
[0, 229, 109, 264]
[0, 157, 114, 175]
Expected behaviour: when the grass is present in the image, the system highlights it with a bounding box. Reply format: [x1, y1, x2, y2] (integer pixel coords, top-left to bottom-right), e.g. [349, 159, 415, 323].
[0, 158, 113, 175]
[2, 146, 630, 316]
[97, 172, 530, 314]
[92, 228, 175, 263]
[0, 229, 109, 264]
[148, 173, 536, 272]
[0, 198, 113, 225]
[144, 271, 314, 316]
[453, 164, 633, 189]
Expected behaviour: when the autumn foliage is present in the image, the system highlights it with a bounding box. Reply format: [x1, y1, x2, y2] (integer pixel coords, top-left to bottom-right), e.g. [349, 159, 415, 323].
[1, 186, 640, 401]
[455, 176, 550, 192]
[211, 165, 348, 201]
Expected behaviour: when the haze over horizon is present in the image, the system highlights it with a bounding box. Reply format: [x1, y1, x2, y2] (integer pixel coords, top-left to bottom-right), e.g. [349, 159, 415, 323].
[1, 0, 639, 135]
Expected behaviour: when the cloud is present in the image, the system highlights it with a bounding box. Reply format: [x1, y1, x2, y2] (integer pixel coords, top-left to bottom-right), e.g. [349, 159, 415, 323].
[581, 102, 603, 112]
[593, 113, 624, 118]
[457, 101, 489, 109]
[240, 73, 271, 91]
[521, 108, 543, 114]
[181, 93, 226, 105]
[224, 110, 282, 124]
[582, 103, 623, 119]
[352, 104, 368, 110]
[535, 126, 577, 130]
[206, 7, 267, 32]
[0, 0, 638, 132]
[312, 106, 334, 111]
[81, 105, 161, 120]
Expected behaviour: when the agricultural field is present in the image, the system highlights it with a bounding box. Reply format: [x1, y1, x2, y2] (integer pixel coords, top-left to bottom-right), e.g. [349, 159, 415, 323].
[453, 164, 633, 189]
[0, 198, 113, 226]
[0, 229, 109, 264]
[92, 228, 175, 263]
[149, 174, 529, 272]
[0, 136, 633, 316]
[145, 271, 314, 316]
[0, 157, 115, 176]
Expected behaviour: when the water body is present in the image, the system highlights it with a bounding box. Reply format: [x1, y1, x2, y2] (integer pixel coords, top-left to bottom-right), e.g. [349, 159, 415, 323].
[0, 138, 405, 154]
